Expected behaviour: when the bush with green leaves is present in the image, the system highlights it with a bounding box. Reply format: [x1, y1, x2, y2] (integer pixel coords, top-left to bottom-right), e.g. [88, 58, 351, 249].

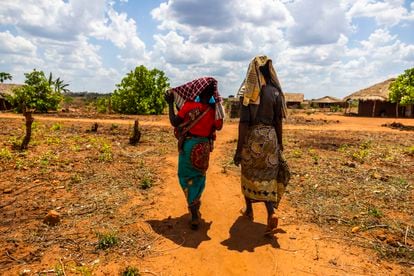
[7, 69, 68, 150]
[95, 95, 112, 113]
[122, 266, 140, 276]
[96, 232, 118, 250]
[8, 69, 66, 113]
[389, 68, 414, 106]
[111, 65, 169, 114]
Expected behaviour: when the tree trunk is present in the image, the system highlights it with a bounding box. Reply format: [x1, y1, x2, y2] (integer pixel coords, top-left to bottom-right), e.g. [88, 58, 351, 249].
[20, 110, 34, 150]
[396, 103, 399, 118]
[129, 119, 141, 145]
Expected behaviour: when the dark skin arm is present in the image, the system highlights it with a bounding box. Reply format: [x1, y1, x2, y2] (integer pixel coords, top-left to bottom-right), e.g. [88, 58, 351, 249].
[234, 121, 248, 166]
[275, 117, 283, 151]
[234, 99, 250, 166]
[165, 91, 183, 127]
[274, 92, 283, 151]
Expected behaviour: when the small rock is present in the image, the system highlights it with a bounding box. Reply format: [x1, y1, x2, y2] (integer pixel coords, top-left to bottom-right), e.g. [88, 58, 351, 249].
[377, 234, 387, 241]
[371, 172, 382, 180]
[43, 210, 61, 226]
[351, 226, 360, 233]
[20, 269, 31, 275]
[3, 188, 12, 194]
[289, 236, 297, 240]
[386, 237, 399, 247]
[344, 161, 356, 168]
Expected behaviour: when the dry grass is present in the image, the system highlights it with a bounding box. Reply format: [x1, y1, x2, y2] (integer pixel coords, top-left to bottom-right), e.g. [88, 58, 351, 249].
[221, 119, 414, 266]
[0, 118, 176, 274]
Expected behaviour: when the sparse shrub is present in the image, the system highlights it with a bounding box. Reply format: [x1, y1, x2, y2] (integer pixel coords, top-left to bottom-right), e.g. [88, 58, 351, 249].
[360, 140, 372, 149]
[338, 143, 349, 153]
[330, 105, 342, 112]
[140, 176, 153, 190]
[99, 142, 113, 162]
[39, 151, 57, 167]
[405, 146, 414, 156]
[15, 159, 24, 169]
[71, 144, 81, 152]
[46, 137, 61, 145]
[97, 232, 118, 250]
[368, 207, 383, 218]
[0, 148, 12, 160]
[352, 149, 369, 163]
[50, 123, 62, 131]
[292, 149, 303, 158]
[70, 173, 82, 184]
[122, 266, 140, 276]
[95, 96, 111, 113]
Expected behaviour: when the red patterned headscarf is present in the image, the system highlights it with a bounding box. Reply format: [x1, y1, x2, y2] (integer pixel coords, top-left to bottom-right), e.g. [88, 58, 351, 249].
[169, 77, 225, 119]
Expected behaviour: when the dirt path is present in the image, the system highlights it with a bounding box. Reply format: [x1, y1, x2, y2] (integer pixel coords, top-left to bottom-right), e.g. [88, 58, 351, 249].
[139, 117, 411, 275]
[1, 112, 412, 275]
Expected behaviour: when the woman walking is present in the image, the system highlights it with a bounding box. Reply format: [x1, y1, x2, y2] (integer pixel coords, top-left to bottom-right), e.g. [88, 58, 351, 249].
[165, 77, 224, 230]
[233, 56, 289, 234]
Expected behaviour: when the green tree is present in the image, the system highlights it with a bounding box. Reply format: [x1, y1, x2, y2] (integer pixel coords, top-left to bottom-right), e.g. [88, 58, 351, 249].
[111, 65, 169, 114]
[8, 69, 67, 150]
[0, 72, 12, 83]
[389, 68, 414, 117]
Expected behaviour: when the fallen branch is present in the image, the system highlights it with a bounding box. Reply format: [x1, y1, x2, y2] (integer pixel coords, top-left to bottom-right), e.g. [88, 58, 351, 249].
[365, 224, 389, 230]
[142, 270, 159, 276]
[404, 225, 409, 245]
[5, 250, 25, 264]
[59, 258, 67, 276]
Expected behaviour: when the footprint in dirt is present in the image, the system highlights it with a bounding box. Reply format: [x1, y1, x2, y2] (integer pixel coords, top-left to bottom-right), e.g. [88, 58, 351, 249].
[147, 214, 212, 248]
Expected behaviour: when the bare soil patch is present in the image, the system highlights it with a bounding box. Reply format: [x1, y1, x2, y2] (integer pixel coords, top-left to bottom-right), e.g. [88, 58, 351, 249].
[0, 112, 413, 275]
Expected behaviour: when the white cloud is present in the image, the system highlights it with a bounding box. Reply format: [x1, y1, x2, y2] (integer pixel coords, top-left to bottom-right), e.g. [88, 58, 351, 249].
[286, 0, 351, 46]
[0, 0, 148, 92]
[150, 0, 293, 94]
[0, 31, 37, 55]
[347, 0, 412, 26]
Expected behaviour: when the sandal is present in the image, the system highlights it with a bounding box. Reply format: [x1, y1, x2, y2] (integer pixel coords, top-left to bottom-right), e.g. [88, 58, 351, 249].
[240, 208, 254, 221]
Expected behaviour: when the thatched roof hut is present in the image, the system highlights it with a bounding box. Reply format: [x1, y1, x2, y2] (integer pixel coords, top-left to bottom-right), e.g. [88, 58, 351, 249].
[0, 83, 21, 110]
[343, 78, 395, 102]
[311, 96, 344, 108]
[284, 93, 304, 108]
[343, 78, 413, 117]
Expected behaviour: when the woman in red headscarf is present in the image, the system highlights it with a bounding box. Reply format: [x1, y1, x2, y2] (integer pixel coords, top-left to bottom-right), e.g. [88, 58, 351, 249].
[165, 77, 224, 230]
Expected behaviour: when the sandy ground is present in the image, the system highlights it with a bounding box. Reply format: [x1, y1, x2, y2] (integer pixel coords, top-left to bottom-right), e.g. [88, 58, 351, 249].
[134, 115, 414, 276]
[1, 112, 413, 275]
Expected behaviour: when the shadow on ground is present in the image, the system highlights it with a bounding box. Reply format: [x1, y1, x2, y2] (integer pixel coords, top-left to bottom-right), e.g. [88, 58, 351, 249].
[147, 214, 212, 249]
[221, 216, 284, 252]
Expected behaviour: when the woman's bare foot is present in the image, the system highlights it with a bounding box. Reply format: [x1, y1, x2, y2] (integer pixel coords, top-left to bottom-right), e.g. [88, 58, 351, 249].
[265, 214, 278, 235]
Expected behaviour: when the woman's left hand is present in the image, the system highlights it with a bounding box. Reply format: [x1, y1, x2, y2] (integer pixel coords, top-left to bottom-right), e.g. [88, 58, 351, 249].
[164, 90, 174, 104]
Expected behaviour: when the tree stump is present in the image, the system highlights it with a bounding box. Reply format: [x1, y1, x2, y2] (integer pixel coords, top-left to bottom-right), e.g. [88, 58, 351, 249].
[20, 111, 34, 150]
[90, 122, 99, 132]
[129, 120, 141, 145]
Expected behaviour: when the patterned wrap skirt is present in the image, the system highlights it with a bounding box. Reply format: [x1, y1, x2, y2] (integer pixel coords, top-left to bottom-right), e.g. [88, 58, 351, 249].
[178, 137, 211, 206]
[241, 124, 285, 208]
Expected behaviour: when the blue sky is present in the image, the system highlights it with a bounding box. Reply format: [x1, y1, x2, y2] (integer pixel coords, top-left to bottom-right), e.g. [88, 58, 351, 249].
[1, 0, 413, 99]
